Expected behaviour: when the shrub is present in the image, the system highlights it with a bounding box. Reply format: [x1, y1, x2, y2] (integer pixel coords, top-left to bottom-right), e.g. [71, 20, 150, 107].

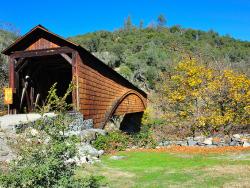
[158, 58, 250, 135]
[93, 125, 157, 153]
[0, 83, 102, 188]
[93, 131, 130, 153]
[131, 125, 157, 148]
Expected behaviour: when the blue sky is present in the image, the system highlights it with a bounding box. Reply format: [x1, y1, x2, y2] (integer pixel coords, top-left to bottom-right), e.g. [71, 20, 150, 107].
[0, 0, 250, 41]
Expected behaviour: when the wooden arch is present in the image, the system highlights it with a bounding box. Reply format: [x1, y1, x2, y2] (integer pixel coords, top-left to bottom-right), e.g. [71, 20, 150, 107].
[101, 90, 146, 128]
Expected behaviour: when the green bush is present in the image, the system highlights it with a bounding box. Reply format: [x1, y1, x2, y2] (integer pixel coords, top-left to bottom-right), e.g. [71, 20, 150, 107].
[93, 131, 130, 153]
[93, 125, 157, 153]
[0, 83, 102, 188]
[131, 125, 157, 148]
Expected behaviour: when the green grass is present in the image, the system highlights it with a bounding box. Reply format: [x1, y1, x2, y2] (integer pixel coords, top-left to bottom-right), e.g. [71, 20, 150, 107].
[76, 151, 250, 188]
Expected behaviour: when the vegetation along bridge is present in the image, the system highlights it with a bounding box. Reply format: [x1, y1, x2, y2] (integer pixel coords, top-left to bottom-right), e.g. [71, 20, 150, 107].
[2, 25, 147, 131]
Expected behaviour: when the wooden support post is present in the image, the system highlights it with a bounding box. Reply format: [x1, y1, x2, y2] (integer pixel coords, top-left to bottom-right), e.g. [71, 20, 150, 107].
[72, 51, 79, 111]
[8, 57, 16, 114]
[9, 57, 15, 90]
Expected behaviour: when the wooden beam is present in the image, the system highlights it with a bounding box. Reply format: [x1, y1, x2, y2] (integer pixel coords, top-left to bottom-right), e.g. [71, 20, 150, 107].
[15, 59, 29, 72]
[9, 57, 15, 89]
[10, 47, 75, 59]
[60, 53, 72, 64]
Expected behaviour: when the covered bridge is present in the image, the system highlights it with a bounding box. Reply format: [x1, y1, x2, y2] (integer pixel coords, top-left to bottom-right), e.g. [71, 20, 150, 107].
[2, 25, 147, 130]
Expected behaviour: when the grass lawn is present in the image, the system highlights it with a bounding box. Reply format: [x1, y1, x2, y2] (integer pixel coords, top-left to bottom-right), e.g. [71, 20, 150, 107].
[77, 149, 250, 188]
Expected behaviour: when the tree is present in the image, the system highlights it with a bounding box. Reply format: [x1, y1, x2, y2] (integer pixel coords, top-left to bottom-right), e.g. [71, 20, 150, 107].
[159, 59, 250, 135]
[139, 20, 144, 30]
[157, 14, 167, 27]
[124, 16, 133, 32]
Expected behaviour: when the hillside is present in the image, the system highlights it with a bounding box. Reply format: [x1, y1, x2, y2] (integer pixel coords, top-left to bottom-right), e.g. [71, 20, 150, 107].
[0, 29, 17, 79]
[69, 26, 250, 90]
[0, 24, 250, 93]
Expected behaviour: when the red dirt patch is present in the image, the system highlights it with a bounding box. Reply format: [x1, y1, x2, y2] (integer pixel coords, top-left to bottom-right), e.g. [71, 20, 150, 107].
[127, 146, 250, 154]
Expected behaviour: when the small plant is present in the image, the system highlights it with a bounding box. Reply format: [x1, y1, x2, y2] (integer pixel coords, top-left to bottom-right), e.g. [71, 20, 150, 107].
[93, 131, 130, 153]
[37, 82, 74, 114]
[93, 125, 157, 153]
[131, 125, 157, 148]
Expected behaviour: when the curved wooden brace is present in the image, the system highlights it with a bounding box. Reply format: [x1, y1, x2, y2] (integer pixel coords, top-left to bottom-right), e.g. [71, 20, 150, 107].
[101, 90, 146, 129]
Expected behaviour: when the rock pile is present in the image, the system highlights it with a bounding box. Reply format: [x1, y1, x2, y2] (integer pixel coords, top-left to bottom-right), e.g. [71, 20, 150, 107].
[0, 132, 15, 162]
[0, 112, 106, 165]
[159, 134, 250, 147]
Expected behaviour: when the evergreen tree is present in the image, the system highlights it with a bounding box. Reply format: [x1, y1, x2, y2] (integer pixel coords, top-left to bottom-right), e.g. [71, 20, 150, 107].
[157, 14, 167, 27]
[124, 16, 133, 32]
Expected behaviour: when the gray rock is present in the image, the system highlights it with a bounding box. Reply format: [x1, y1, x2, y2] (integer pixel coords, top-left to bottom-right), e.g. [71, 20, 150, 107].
[172, 141, 187, 146]
[203, 138, 213, 145]
[88, 128, 106, 136]
[163, 141, 170, 146]
[159, 141, 170, 146]
[158, 142, 164, 146]
[194, 136, 205, 142]
[229, 141, 237, 146]
[243, 142, 250, 147]
[78, 143, 100, 157]
[224, 136, 231, 145]
[110, 156, 126, 160]
[79, 130, 97, 143]
[98, 150, 105, 155]
[0, 151, 9, 156]
[197, 142, 206, 146]
[65, 128, 106, 143]
[82, 119, 94, 129]
[187, 139, 197, 146]
[233, 134, 241, 139]
[68, 112, 93, 131]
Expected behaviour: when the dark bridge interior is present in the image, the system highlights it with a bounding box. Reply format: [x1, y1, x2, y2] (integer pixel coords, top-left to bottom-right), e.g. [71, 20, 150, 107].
[16, 54, 72, 112]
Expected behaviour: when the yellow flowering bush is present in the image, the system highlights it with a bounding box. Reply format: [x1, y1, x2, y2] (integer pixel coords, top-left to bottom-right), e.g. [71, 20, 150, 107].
[161, 58, 250, 134]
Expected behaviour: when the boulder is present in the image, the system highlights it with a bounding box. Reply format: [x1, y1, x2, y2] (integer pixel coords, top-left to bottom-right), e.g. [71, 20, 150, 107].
[187, 139, 197, 146]
[224, 135, 231, 145]
[65, 128, 106, 143]
[194, 136, 205, 143]
[78, 143, 100, 157]
[233, 134, 241, 139]
[229, 140, 237, 146]
[110, 156, 126, 160]
[243, 142, 250, 147]
[68, 112, 93, 131]
[203, 138, 213, 145]
[171, 141, 187, 146]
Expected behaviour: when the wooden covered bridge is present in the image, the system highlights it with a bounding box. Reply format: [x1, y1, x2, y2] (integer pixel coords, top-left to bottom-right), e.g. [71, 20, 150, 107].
[2, 25, 147, 130]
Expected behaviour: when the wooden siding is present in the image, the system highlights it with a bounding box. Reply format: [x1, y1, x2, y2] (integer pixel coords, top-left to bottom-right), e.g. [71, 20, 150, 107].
[76, 52, 146, 128]
[26, 38, 59, 51]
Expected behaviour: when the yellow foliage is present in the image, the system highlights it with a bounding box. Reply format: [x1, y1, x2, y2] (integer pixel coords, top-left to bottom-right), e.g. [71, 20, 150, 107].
[162, 58, 250, 132]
